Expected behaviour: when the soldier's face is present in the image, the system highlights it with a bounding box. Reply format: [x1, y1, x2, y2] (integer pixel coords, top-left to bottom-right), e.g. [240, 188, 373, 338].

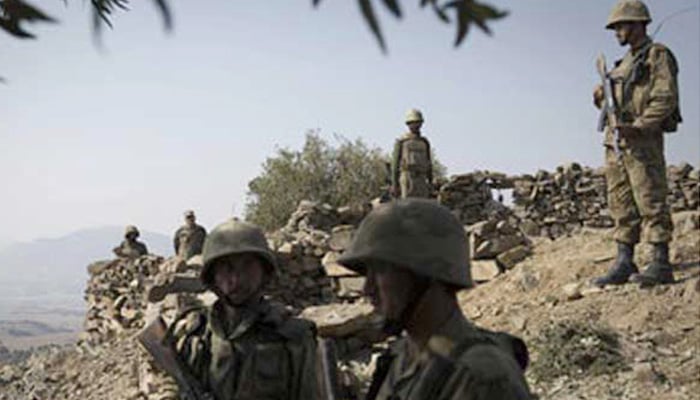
[212, 254, 266, 306]
[613, 22, 644, 46]
[186, 216, 195, 226]
[613, 23, 632, 45]
[407, 121, 422, 134]
[364, 264, 419, 328]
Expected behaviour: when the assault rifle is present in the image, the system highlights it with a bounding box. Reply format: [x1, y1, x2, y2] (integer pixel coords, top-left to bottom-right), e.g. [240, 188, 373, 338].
[317, 338, 341, 400]
[137, 317, 212, 400]
[596, 53, 621, 156]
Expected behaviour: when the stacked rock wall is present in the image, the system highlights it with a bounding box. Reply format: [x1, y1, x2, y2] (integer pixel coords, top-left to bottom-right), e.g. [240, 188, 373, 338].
[440, 163, 699, 240]
[80, 256, 164, 347]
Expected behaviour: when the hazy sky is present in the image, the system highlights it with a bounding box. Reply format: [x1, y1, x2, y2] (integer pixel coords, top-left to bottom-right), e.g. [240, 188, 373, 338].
[1, 0, 698, 242]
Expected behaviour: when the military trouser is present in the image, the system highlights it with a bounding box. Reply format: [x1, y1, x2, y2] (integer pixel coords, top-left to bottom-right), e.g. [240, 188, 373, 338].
[605, 131, 673, 244]
[399, 171, 432, 198]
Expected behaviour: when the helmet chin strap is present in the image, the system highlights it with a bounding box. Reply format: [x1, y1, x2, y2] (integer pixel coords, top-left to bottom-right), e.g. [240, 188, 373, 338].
[382, 278, 432, 336]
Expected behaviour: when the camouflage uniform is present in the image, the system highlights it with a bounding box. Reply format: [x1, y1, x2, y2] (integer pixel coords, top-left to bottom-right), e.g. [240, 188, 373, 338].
[594, 0, 682, 287]
[370, 313, 531, 400]
[338, 199, 533, 400]
[168, 219, 321, 400]
[173, 224, 207, 259]
[171, 299, 319, 400]
[392, 110, 434, 198]
[604, 37, 680, 245]
[113, 225, 148, 259]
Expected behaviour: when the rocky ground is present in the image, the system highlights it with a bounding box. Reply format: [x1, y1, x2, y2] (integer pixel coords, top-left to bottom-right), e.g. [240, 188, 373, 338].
[2, 213, 697, 399]
[459, 211, 700, 400]
[1, 161, 697, 400]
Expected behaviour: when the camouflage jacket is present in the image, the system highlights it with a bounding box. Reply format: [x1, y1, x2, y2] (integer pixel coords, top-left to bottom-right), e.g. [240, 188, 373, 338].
[171, 298, 321, 400]
[606, 38, 681, 146]
[112, 240, 148, 259]
[173, 224, 207, 259]
[368, 312, 533, 400]
[391, 132, 433, 188]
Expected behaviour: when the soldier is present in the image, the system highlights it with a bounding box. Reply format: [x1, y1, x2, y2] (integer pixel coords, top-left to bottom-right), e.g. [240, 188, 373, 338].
[391, 109, 434, 199]
[593, 0, 682, 287]
[337, 199, 533, 400]
[167, 218, 321, 399]
[112, 225, 148, 259]
[173, 210, 207, 259]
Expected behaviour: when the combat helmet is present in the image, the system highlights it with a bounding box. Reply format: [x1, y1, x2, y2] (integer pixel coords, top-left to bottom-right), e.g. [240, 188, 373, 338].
[337, 198, 473, 288]
[606, 0, 651, 29]
[125, 225, 139, 237]
[200, 219, 277, 287]
[405, 108, 424, 124]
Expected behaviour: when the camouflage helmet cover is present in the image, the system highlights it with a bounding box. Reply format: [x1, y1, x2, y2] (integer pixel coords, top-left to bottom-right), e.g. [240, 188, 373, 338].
[184, 210, 195, 218]
[125, 225, 139, 237]
[337, 198, 473, 288]
[405, 108, 424, 124]
[606, 0, 651, 29]
[200, 219, 278, 286]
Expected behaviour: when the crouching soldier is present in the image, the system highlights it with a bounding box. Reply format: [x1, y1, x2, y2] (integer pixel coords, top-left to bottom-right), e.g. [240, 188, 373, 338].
[164, 219, 321, 399]
[337, 199, 533, 400]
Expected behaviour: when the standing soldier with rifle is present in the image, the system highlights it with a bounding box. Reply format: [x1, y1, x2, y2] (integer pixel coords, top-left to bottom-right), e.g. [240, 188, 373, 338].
[140, 218, 324, 399]
[593, 0, 682, 287]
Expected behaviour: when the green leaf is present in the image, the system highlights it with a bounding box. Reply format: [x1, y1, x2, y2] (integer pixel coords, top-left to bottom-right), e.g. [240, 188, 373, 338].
[358, 0, 387, 53]
[431, 1, 451, 24]
[443, 0, 508, 47]
[0, 0, 57, 39]
[381, 0, 402, 18]
[153, 0, 173, 31]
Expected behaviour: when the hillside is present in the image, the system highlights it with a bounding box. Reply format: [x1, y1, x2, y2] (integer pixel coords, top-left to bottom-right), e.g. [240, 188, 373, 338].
[0, 162, 696, 399]
[0, 227, 171, 349]
[0, 213, 697, 399]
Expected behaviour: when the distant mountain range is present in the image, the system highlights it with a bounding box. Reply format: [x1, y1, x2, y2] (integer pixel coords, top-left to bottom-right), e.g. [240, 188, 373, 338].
[0, 226, 171, 321]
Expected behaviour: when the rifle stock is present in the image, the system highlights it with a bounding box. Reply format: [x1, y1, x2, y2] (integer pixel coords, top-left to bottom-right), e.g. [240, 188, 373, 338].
[596, 53, 621, 156]
[137, 317, 211, 400]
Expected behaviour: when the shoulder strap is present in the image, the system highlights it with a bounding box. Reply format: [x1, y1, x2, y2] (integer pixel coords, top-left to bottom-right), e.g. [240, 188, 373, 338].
[365, 347, 396, 400]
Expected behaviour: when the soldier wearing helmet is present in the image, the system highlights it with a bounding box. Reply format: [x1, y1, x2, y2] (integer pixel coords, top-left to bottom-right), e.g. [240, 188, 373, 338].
[173, 210, 207, 260]
[391, 109, 434, 199]
[112, 225, 148, 259]
[592, 0, 682, 288]
[166, 218, 321, 400]
[337, 199, 533, 400]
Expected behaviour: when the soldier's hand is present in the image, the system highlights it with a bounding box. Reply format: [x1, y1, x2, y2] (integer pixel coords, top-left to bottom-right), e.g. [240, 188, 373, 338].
[593, 84, 604, 109]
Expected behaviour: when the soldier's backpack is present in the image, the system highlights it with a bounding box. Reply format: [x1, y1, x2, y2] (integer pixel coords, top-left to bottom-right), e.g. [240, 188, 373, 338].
[400, 136, 430, 173]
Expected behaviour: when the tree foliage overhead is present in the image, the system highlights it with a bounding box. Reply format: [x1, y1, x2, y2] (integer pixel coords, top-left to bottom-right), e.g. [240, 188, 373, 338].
[1, 0, 506, 49]
[245, 131, 391, 231]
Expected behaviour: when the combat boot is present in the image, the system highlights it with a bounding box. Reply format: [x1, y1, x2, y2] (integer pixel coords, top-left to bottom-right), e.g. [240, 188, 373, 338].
[633, 243, 675, 287]
[593, 242, 638, 287]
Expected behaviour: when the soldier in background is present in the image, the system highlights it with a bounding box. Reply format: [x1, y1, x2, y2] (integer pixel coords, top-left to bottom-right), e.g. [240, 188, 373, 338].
[593, 0, 682, 287]
[391, 109, 434, 199]
[167, 219, 321, 399]
[337, 199, 533, 400]
[113, 225, 148, 259]
[173, 210, 207, 259]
